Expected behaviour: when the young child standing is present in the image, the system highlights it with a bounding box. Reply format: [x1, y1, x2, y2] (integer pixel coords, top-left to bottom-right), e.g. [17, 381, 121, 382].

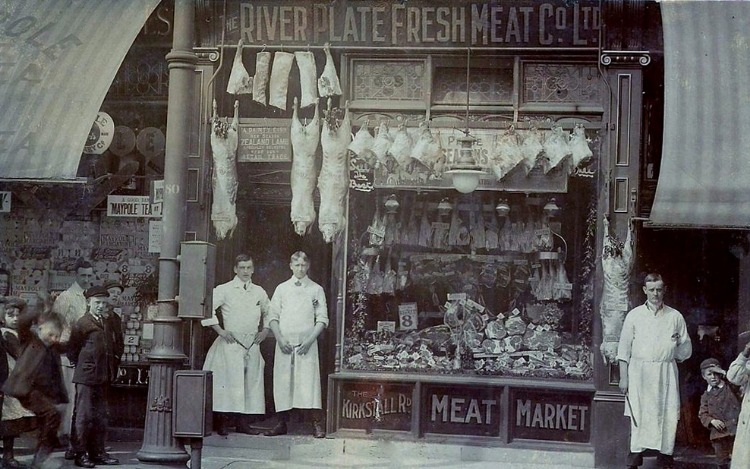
[0, 297, 36, 468]
[2, 308, 67, 469]
[699, 357, 741, 469]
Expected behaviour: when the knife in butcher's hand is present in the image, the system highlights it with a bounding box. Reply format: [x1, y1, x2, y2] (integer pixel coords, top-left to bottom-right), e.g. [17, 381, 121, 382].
[625, 393, 638, 428]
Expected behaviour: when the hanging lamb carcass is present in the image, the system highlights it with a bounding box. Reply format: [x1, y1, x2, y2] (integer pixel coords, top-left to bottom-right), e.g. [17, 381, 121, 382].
[599, 217, 634, 363]
[317, 99, 351, 242]
[210, 99, 240, 240]
[290, 97, 320, 236]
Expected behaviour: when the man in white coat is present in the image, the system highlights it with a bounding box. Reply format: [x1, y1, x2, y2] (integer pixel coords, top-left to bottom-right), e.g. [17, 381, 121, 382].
[52, 259, 94, 456]
[264, 251, 328, 438]
[202, 254, 270, 435]
[617, 273, 692, 469]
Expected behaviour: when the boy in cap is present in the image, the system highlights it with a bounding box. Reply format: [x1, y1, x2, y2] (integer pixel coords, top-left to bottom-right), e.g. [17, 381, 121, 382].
[699, 357, 741, 469]
[67, 286, 124, 467]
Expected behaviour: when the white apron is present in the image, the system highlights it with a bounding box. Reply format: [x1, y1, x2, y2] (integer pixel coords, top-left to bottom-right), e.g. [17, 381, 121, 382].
[202, 284, 266, 414]
[271, 281, 324, 411]
[728, 354, 750, 468]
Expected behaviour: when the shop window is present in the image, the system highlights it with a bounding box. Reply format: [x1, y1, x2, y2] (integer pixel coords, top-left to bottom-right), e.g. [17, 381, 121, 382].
[432, 66, 513, 105]
[343, 186, 596, 381]
[522, 63, 601, 105]
[352, 59, 427, 102]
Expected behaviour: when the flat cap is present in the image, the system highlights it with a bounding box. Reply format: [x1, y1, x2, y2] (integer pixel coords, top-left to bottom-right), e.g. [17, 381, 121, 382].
[84, 285, 110, 299]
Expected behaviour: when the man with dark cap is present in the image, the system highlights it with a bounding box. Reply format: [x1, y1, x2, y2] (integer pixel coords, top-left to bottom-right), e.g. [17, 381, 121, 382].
[67, 286, 123, 467]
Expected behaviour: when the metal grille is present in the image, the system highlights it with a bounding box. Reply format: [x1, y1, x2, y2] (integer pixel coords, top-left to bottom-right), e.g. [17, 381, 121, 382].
[433, 67, 513, 104]
[352, 60, 426, 101]
[523, 64, 600, 104]
[109, 48, 170, 100]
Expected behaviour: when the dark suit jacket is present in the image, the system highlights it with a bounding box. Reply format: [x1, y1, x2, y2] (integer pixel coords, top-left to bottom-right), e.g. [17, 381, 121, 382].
[68, 312, 123, 386]
[699, 382, 742, 440]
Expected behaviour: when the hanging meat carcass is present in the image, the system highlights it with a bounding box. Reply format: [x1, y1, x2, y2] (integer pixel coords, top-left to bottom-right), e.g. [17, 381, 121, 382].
[318, 42, 342, 97]
[210, 99, 239, 240]
[489, 127, 523, 180]
[411, 122, 442, 171]
[371, 121, 393, 168]
[568, 124, 593, 173]
[348, 121, 376, 167]
[317, 99, 352, 242]
[599, 217, 634, 363]
[226, 39, 253, 95]
[520, 128, 544, 175]
[269, 51, 295, 110]
[542, 126, 572, 173]
[252, 51, 271, 105]
[294, 50, 318, 108]
[290, 97, 320, 236]
[388, 122, 414, 171]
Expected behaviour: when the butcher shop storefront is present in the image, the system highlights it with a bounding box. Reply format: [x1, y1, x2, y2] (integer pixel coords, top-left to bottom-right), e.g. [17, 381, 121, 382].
[195, 1, 652, 466]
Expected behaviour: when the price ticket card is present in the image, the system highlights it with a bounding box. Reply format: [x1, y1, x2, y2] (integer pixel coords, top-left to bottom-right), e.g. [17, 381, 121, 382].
[398, 303, 418, 331]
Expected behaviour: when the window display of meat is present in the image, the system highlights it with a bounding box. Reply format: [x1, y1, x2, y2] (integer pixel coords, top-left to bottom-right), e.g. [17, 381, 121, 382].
[209, 99, 239, 240]
[317, 100, 351, 242]
[294, 50, 318, 108]
[252, 51, 271, 105]
[317, 42, 342, 97]
[289, 97, 320, 236]
[268, 51, 295, 110]
[489, 128, 523, 180]
[348, 122, 376, 167]
[411, 122, 442, 170]
[388, 122, 414, 170]
[371, 121, 393, 168]
[226, 39, 252, 95]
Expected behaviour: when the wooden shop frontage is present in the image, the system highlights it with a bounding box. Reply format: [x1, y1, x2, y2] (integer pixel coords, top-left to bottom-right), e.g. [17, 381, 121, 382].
[192, 1, 660, 466]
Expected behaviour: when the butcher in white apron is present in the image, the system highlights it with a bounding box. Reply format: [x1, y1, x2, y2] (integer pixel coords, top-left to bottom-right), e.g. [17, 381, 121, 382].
[201, 255, 270, 435]
[617, 273, 692, 469]
[264, 251, 328, 438]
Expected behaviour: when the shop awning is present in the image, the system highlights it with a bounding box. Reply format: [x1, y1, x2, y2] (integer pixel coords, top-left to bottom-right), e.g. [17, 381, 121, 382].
[0, 0, 161, 181]
[649, 1, 750, 229]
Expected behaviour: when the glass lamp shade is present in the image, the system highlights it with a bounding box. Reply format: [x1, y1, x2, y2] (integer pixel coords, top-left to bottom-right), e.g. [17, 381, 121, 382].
[446, 168, 484, 194]
[543, 198, 561, 217]
[437, 198, 453, 216]
[384, 194, 400, 214]
[495, 200, 511, 217]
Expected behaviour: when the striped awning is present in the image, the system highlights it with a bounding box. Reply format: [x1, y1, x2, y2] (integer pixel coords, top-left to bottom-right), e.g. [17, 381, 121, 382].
[649, 1, 750, 228]
[0, 0, 161, 181]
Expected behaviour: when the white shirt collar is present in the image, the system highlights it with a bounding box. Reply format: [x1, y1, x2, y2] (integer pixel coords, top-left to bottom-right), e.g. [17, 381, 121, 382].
[708, 381, 725, 392]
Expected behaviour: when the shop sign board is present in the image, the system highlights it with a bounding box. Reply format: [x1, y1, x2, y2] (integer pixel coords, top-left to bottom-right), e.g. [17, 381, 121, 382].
[0, 191, 10, 212]
[510, 389, 592, 443]
[339, 382, 412, 432]
[237, 119, 292, 163]
[107, 195, 162, 218]
[225, 0, 600, 49]
[422, 384, 500, 437]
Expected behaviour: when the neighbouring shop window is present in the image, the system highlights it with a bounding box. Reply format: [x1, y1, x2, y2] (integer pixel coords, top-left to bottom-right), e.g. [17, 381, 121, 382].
[343, 181, 596, 380]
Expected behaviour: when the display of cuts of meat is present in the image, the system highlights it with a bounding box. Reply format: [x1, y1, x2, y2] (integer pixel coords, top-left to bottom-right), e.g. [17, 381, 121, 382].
[252, 51, 271, 105]
[411, 122, 443, 170]
[371, 121, 393, 168]
[520, 129, 544, 175]
[568, 124, 593, 172]
[317, 100, 351, 242]
[388, 122, 414, 170]
[268, 51, 295, 110]
[289, 97, 320, 236]
[599, 217, 633, 363]
[542, 126, 572, 173]
[210, 99, 239, 240]
[317, 43, 342, 97]
[348, 121, 376, 167]
[489, 128, 523, 180]
[294, 50, 318, 108]
[226, 39, 253, 95]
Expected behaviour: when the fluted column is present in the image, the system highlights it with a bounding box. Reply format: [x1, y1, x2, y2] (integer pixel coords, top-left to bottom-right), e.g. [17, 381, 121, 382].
[137, 0, 195, 462]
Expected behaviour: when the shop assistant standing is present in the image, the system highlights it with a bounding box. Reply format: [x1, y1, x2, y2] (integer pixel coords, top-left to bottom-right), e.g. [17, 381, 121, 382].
[617, 273, 692, 469]
[265, 251, 327, 438]
[201, 254, 270, 435]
